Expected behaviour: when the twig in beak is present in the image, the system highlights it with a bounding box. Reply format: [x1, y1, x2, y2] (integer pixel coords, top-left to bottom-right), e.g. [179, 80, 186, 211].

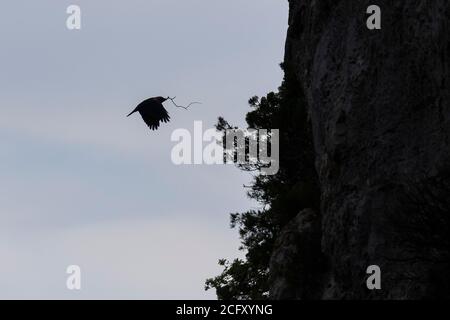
[167, 96, 202, 110]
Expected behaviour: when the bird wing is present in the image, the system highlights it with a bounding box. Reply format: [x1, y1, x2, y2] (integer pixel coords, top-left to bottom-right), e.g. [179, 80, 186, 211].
[138, 100, 171, 130]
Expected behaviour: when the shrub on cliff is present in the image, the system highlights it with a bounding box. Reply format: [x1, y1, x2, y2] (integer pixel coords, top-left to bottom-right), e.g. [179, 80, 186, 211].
[205, 64, 320, 299]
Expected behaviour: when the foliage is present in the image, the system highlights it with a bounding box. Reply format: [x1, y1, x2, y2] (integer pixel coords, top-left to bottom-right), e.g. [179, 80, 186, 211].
[205, 64, 320, 299]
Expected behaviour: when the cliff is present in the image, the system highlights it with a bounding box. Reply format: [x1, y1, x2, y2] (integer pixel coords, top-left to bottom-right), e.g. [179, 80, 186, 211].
[271, 0, 450, 299]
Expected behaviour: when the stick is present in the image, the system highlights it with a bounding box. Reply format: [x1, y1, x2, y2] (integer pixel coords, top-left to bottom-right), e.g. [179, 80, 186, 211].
[167, 96, 202, 110]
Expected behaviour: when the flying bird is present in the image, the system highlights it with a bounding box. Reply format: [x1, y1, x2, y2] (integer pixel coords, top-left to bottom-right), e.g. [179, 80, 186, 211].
[127, 96, 171, 130]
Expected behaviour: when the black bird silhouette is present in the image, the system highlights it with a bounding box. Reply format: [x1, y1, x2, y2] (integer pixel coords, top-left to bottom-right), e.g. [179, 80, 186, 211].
[127, 96, 170, 130]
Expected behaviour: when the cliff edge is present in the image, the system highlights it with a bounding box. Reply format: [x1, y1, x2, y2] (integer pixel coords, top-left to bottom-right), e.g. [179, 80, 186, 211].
[271, 0, 450, 299]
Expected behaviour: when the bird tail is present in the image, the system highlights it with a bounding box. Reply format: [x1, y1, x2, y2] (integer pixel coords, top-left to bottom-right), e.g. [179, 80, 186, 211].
[127, 108, 137, 117]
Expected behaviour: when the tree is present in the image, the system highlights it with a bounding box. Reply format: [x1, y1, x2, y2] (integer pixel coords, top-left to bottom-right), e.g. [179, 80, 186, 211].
[205, 64, 320, 299]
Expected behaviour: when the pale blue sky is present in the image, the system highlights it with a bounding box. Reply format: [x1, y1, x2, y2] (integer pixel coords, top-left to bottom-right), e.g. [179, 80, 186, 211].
[0, 0, 288, 299]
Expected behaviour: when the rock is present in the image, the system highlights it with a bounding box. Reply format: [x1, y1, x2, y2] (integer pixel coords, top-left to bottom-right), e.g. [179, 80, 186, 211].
[277, 0, 450, 299]
[269, 209, 324, 299]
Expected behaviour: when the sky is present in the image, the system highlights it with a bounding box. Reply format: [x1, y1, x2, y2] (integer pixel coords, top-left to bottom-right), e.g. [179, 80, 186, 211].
[0, 0, 288, 299]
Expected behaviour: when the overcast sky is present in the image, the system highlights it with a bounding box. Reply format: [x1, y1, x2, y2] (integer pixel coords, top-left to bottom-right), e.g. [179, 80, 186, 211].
[0, 0, 288, 299]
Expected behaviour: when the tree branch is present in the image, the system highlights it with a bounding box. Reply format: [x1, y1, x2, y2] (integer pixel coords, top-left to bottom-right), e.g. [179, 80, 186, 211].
[167, 96, 202, 110]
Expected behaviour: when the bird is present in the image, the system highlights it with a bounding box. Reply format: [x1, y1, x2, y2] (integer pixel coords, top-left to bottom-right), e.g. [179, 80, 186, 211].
[127, 96, 171, 130]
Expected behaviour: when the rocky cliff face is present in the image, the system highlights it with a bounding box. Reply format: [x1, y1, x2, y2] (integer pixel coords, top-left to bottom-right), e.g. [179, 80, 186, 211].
[271, 0, 450, 299]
